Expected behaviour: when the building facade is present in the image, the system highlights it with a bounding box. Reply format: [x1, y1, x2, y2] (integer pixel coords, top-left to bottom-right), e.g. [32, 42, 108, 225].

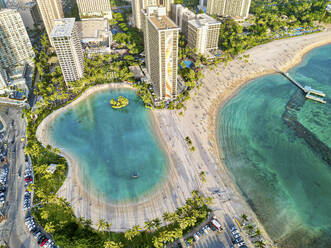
[207, 0, 251, 18]
[36, 0, 63, 39]
[132, 0, 173, 30]
[0, 66, 8, 88]
[76, 0, 112, 19]
[187, 14, 221, 55]
[18, 1, 42, 29]
[171, 4, 195, 38]
[51, 18, 84, 83]
[142, 6, 179, 100]
[0, 9, 34, 68]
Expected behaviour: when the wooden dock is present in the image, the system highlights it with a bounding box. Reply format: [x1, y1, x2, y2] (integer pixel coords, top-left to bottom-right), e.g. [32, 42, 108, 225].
[280, 72, 326, 104]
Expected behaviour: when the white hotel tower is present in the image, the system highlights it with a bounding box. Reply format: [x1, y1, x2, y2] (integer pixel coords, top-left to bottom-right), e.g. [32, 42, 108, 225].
[0, 9, 34, 68]
[50, 18, 84, 83]
[142, 6, 179, 100]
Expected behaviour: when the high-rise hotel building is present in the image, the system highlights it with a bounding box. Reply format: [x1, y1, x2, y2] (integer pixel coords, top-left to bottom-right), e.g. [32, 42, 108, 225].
[36, 0, 63, 39]
[132, 0, 174, 30]
[0, 9, 34, 68]
[50, 18, 84, 83]
[207, 0, 251, 18]
[171, 4, 195, 39]
[142, 6, 179, 100]
[187, 14, 221, 55]
[76, 0, 112, 19]
[171, 5, 220, 55]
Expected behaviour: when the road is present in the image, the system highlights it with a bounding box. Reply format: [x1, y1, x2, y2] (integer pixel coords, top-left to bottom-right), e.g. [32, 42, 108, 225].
[0, 105, 38, 248]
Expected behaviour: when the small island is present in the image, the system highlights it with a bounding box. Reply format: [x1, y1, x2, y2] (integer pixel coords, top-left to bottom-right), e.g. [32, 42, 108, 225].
[110, 96, 129, 109]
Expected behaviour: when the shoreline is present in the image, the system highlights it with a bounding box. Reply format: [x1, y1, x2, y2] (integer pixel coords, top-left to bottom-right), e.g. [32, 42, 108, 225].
[35, 30, 331, 240]
[202, 32, 331, 244]
[36, 83, 189, 231]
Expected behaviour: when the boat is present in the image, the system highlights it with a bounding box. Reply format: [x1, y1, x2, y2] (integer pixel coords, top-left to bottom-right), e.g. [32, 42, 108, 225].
[131, 171, 139, 179]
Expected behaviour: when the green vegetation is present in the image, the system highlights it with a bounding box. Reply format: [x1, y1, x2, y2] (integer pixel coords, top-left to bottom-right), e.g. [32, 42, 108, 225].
[182, 0, 199, 11]
[199, 171, 207, 183]
[25, 29, 213, 248]
[112, 11, 144, 54]
[239, 213, 266, 247]
[218, 0, 331, 58]
[110, 96, 129, 109]
[185, 136, 196, 152]
[24, 1, 330, 245]
[110, 0, 129, 7]
[134, 82, 153, 109]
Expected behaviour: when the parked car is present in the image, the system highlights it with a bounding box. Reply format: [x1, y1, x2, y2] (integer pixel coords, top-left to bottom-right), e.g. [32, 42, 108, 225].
[202, 226, 209, 235]
[234, 233, 241, 239]
[210, 217, 223, 231]
[40, 238, 48, 247]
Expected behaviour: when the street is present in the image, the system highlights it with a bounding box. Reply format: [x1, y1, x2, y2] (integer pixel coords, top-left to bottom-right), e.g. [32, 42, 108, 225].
[0, 105, 38, 248]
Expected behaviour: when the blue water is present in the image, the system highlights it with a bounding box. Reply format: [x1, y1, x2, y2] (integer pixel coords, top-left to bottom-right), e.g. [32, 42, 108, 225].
[49, 89, 167, 202]
[0, 121, 3, 130]
[218, 44, 331, 247]
[180, 60, 195, 69]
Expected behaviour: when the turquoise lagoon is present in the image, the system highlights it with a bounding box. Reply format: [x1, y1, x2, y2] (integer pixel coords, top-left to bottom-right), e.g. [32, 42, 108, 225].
[218, 44, 331, 247]
[49, 89, 167, 202]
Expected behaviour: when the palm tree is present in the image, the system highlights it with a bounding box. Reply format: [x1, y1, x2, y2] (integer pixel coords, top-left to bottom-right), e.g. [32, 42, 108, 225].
[241, 213, 248, 222]
[97, 219, 108, 232]
[162, 212, 172, 224]
[199, 171, 207, 183]
[205, 196, 214, 206]
[152, 218, 161, 230]
[83, 218, 92, 228]
[104, 241, 123, 248]
[245, 224, 254, 235]
[255, 228, 262, 237]
[144, 220, 153, 232]
[124, 225, 141, 240]
[44, 222, 55, 233]
[191, 190, 199, 198]
[105, 221, 112, 232]
[254, 240, 266, 248]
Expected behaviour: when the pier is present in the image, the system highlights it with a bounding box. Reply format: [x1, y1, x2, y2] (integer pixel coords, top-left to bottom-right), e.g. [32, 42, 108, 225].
[280, 72, 326, 104]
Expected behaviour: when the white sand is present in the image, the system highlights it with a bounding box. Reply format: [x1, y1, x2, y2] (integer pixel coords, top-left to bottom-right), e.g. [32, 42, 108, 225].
[36, 31, 331, 245]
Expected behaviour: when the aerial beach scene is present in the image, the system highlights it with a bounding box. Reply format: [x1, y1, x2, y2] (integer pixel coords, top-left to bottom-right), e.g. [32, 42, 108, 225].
[34, 29, 331, 246]
[0, 0, 330, 247]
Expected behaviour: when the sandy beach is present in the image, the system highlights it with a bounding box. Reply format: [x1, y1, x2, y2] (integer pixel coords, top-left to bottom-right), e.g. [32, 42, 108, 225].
[36, 30, 331, 245]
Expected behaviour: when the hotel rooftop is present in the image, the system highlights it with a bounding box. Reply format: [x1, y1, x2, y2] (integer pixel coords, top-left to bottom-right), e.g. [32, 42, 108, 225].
[188, 14, 221, 28]
[149, 15, 178, 30]
[77, 18, 109, 39]
[51, 18, 76, 37]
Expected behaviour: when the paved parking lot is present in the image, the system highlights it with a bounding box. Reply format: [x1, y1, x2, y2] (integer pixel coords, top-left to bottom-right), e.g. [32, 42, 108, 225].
[194, 231, 228, 248]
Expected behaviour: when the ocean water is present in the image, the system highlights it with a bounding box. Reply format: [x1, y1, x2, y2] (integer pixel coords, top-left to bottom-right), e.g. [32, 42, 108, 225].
[49, 89, 167, 202]
[218, 44, 331, 248]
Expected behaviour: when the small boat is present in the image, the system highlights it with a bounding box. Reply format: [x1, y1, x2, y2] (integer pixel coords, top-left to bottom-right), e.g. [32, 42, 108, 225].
[131, 171, 139, 179]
